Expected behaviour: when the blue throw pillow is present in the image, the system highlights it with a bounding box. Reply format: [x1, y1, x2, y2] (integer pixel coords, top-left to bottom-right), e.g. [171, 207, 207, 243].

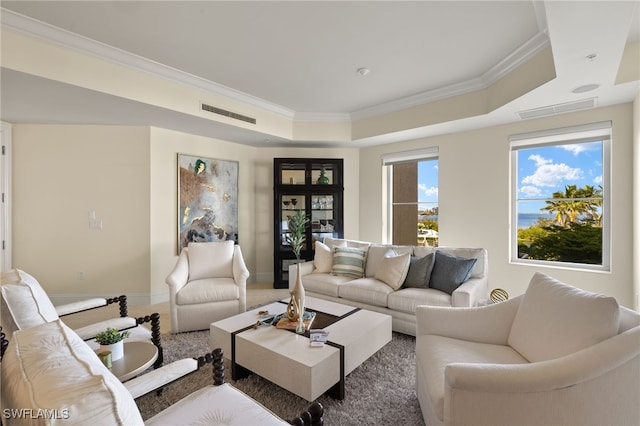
[403, 253, 435, 288]
[429, 251, 477, 294]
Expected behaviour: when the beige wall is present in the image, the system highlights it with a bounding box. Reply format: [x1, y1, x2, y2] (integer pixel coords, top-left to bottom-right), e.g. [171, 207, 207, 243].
[149, 136, 359, 293]
[7, 103, 636, 307]
[11, 125, 151, 304]
[10, 124, 360, 304]
[359, 103, 635, 307]
[252, 146, 360, 283]
[149, 127, 258, 303]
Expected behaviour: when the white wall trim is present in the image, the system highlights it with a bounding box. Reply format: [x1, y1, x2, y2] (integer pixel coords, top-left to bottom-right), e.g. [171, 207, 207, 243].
[254, 272, 272, 284]
[633, 91, 640, 311]
[150, 291, 169, 306]
[0, 122, 12, 272]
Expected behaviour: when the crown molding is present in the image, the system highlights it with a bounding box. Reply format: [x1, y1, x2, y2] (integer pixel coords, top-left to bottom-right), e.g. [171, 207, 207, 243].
[482, 31, 550, 86]
[1, 7, 549, 125]
[1, 8, 296, 120]
[351, 31, 550, 121]
[294, 112, 351, 122]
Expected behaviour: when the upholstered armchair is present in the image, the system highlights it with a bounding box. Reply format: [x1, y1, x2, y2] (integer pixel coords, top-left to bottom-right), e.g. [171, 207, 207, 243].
[415, 272, 640, 426]
[166, 241, 250, 333]
[0, 268, 162, 364]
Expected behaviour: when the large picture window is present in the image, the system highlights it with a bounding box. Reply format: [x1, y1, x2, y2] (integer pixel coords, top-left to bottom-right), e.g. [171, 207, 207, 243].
[510, 122, 611, 270]
[383, 148, 438, 246]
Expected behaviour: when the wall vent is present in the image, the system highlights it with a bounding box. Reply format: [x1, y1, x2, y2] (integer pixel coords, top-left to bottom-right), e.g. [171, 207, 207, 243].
[201, 103, 256, 124]
[517, 97, 596, 120]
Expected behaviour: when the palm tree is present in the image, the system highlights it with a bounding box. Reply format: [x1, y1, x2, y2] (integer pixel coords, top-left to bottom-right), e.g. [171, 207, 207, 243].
[577, 185, 603, 226]
[541, 184, 602, 227]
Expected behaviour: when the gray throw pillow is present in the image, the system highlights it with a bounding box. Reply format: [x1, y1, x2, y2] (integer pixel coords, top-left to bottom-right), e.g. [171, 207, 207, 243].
[429, 251, 477, 294]
[403, 253, 435, 288]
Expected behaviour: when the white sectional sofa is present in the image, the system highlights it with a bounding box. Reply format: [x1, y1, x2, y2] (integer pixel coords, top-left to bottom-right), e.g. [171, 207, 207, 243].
[289, 237, 488, 336]
[415, 272, 640, 426]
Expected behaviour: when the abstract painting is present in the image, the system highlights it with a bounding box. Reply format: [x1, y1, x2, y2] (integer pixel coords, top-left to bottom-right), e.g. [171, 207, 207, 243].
[177, 154, 238, 252]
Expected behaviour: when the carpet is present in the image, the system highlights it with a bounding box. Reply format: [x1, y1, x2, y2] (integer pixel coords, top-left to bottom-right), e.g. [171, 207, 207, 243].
[136, 330, 425, 425]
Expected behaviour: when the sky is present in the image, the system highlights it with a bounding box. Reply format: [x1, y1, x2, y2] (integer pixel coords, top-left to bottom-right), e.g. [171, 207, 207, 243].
[517, 141, 603, 213]
[415, 140, 604, 214]
[417, 159, 438, 207]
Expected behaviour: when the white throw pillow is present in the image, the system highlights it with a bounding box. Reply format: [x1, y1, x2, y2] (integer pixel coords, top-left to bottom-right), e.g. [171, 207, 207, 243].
[1, 269, 59, 333]
[323, 237, 347, 250]
[508, 272, 620, 362]
[374, 250, 411, 290]
[313, 241, 333, 273]
[187, 241, 235, 280]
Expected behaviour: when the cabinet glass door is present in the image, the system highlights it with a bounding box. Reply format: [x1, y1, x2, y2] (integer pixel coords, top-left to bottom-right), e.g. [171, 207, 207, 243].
[279, 161, 306, 185]
[311, 162, 337, 186]
[311, 194, 337, 244]
[274, 158, 343, 288]
[279, 194, 306, 248]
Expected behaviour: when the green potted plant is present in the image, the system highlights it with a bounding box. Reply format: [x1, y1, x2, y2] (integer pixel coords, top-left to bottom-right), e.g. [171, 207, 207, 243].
[95, 327, 130, 361]
[285, 209, 309, 261]
[284, 209, 309, 332]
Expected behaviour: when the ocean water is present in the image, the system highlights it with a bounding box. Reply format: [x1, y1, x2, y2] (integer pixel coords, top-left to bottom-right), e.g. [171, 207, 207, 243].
[420, 213, 553, 229]
[518, 213, 554, 228]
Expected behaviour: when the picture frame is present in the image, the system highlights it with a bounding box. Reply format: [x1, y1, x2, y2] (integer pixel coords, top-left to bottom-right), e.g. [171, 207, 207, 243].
[177, 154, 238, 252]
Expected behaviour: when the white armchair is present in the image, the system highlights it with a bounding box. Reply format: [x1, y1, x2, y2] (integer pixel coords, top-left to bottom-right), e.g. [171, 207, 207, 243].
[0, 269, 162, 363]
[1, 320, 325, 425]
[166, 241, 250, 333]
[415, 272, 640, 426]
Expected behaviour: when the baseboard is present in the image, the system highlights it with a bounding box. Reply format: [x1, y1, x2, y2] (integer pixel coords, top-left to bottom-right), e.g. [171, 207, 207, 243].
[49, 292, 152, 307]
[255, 272, 273, 283]
[49, 280, 273, 307]
[150, 291, 169, 305]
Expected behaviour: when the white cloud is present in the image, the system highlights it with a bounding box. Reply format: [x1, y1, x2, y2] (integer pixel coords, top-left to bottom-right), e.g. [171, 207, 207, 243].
[522, 162, 583, 187]
[528, 154, 552, 167]
[418, 183, 438, 197]
[520, 185, 542, 197]
[560, 141, 600, 156]
[561, 145, 586, 156]
[593, 175, 603, 185]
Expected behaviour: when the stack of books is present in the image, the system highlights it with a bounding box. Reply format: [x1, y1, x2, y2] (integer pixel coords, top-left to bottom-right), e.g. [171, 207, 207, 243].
[275, 311, 316, 331]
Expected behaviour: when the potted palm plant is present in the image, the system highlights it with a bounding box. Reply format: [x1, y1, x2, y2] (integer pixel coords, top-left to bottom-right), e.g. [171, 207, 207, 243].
[285, 209, 309, 332]
[94, 327, 130, 361]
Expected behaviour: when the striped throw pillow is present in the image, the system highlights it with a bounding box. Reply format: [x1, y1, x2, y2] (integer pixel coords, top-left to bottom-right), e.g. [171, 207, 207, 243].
[331, 247, 367, 278]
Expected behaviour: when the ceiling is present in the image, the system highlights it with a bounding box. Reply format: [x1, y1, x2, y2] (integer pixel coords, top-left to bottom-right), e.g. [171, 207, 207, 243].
[1, 1, 639, 147]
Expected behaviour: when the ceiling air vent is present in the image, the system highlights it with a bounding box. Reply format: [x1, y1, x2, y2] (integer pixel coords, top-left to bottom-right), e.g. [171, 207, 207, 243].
[201, 103, 256, 124]
[517, 97, 596, 120]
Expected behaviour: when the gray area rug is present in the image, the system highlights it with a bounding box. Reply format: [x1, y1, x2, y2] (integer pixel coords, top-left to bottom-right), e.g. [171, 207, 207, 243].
[136, 329, 425, 425]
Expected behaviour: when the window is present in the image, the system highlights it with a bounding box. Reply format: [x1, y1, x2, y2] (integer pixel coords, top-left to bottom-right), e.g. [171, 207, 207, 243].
[383, 148, 439, 246]
[510, 122, 610, 270]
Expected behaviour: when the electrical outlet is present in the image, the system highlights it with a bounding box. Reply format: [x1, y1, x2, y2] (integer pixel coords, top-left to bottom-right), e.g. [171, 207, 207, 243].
[77, 272, 84, 280]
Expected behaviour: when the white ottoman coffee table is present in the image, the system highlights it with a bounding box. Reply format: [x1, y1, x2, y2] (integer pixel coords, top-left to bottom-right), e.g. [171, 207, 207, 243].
[210, 297, 392, 401]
